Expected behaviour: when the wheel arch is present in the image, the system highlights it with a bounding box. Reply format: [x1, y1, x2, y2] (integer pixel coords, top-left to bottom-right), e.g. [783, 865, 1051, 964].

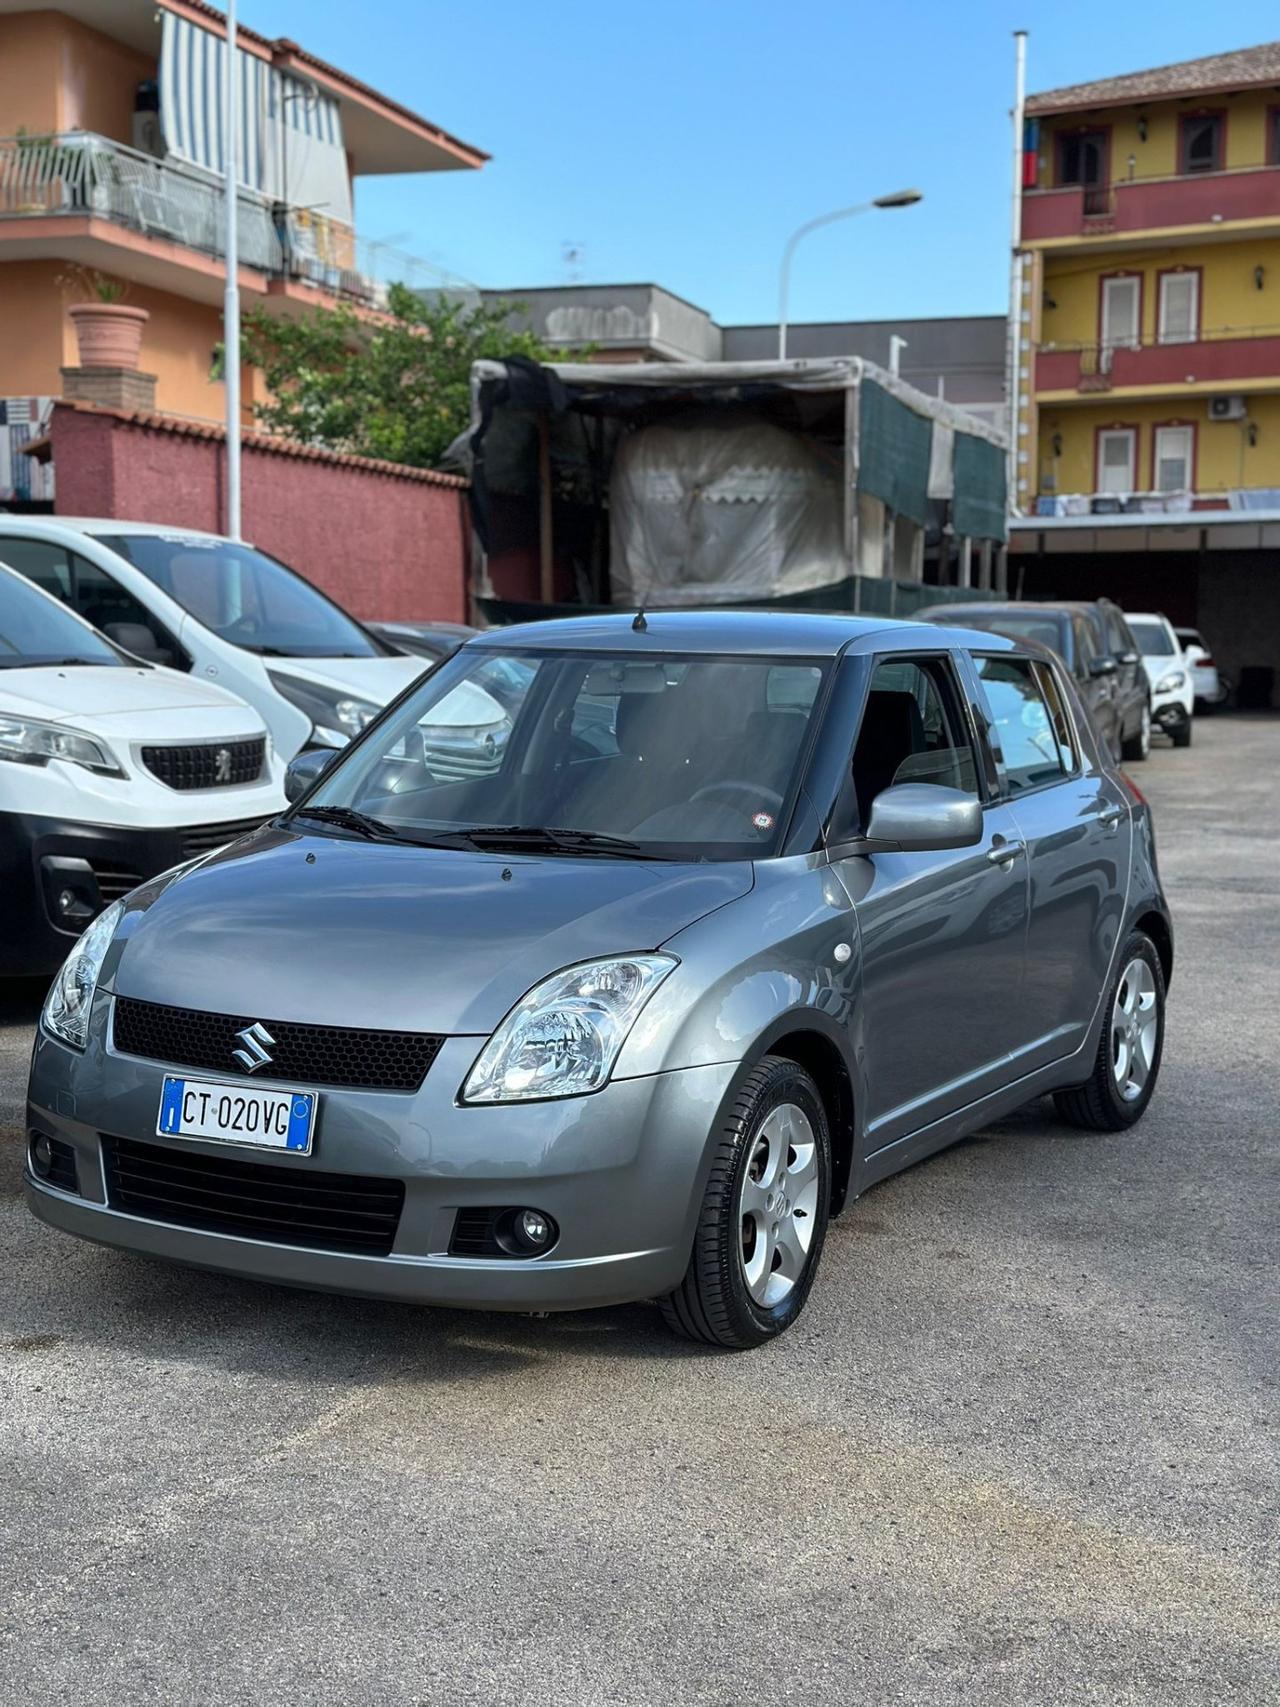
[1133, 908, 1173, 988]
[750, 1017, 858, 1216]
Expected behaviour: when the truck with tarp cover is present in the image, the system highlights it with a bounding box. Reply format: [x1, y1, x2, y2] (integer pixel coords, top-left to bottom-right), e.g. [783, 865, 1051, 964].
[455, 357, 1008, 623]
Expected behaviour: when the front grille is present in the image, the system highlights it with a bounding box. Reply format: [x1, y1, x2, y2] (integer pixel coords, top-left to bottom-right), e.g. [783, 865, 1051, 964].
[450, 1206, 509, 1257]
[142, 738, 265, 791]
[112, 996, 444, 1092]
[102, 1134, 404, 1256]
[179, 817, 268, 860]
[31, 1132, 79, 1194]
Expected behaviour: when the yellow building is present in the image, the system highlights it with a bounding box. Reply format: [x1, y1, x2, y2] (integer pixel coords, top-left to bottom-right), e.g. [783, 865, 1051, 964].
[1015, 41, 1280, 512]
[0, 0, 486, 503]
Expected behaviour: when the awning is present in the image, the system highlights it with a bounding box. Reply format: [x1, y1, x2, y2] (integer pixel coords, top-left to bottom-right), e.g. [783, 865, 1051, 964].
[160, 12, 353, 224]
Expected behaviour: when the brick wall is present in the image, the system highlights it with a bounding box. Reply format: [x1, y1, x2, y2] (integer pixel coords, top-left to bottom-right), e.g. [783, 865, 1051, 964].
[48, 403, 470, 623]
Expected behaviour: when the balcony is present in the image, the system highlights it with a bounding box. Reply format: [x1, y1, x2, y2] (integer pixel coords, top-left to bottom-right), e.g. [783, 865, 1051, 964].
[1022, 163, 1280, 247]
[0, 131, 475, 312]
[1034, 325, 1280, 397]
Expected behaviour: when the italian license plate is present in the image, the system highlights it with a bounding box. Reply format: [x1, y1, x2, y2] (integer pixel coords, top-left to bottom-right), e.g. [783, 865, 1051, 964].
[157, 1077, 316, 1154]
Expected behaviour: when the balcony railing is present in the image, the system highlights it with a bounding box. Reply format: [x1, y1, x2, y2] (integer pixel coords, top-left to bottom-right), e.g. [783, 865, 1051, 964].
[1035, 324, 1280, 393]
[1022, 159, 1280, 243]
[0, 131, 475, 310]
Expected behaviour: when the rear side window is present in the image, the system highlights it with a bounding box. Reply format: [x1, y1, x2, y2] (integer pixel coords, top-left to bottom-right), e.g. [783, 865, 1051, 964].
[976, 656, 1075, 793]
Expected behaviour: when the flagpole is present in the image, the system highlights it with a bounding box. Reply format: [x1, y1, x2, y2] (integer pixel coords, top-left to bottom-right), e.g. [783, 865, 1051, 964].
[224, 0, 242, 539]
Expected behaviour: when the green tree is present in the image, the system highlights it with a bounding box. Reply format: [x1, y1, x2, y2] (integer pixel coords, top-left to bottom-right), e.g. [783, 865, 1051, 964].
[239, 284, 562, 467]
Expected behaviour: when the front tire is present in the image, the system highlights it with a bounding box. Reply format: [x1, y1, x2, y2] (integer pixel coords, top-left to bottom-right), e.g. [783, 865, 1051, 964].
[1121, 702, 1152, 762]
[661, 1056, 831, 1349]
[1053, 932, 1166, 1131]
[1171, 716, 1193, 749]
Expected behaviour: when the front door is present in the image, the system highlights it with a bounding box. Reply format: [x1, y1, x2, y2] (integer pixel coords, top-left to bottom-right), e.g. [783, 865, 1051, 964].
[971, 652, 1133, 1072]
[834, 652, 1030, 1161]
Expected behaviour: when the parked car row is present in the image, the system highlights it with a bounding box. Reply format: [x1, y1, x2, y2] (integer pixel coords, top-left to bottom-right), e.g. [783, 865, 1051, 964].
[919, 596, 1214, 760]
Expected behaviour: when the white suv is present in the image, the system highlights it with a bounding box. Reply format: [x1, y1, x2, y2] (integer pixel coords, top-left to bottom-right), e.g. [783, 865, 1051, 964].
[0, 520, 429, 761]
[0, 563, 285, 974]
[1125, 612, 1194, 748]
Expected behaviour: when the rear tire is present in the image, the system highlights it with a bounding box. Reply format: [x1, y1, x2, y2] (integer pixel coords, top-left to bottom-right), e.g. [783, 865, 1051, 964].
[1171, 717, 1193, 748]
[1053, 932, 1165, 1131]
[660, 1056, 831, 1349]
[1121, 702, 1151, 762]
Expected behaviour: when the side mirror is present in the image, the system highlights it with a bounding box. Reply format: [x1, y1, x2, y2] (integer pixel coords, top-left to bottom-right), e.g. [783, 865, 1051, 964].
[284, 746, 335, 803]
[832, 784, 983, 856]
[1087, 656, 1118, 678]
[1117, 649, 1139, 666]
[103, 620, 170, 666]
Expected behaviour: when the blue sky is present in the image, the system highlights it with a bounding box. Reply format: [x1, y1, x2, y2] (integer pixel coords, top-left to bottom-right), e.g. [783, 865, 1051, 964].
[246, 0, 1278, 326]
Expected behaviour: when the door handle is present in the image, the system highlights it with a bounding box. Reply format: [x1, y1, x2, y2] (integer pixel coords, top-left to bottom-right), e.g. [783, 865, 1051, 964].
[986, 839, 1025, 867]
[1099, 806, 1125, 829]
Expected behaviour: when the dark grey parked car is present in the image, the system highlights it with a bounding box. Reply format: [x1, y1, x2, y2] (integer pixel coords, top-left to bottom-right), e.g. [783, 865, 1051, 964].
[920, 600, 1151, 763]
[27, 612, 1172, 1349]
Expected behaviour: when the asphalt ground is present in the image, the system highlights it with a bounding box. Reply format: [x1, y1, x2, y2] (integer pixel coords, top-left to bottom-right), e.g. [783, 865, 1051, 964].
[1, 714, 1276, 1706]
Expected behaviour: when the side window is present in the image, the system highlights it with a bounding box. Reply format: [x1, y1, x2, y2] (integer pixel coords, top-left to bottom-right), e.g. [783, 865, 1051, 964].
[1104, 608, 1130, 656]
[1031, 660, 1079, 774]
[0, 538, 74, 602]
[1073, 617, 1097, 675]
[851, 655, 978, 824]
[976, 656, 1073, 793]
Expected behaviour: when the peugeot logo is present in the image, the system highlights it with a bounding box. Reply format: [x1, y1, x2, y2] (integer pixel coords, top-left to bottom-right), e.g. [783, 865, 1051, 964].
[232, 1021, 275, 1074]
[214, 746, 233, 785]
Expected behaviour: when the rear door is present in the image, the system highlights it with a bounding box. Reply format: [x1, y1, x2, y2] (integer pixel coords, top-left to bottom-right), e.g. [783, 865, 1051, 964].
[969, 650, 1132, 1073]
[1102, 603, 1147, 734]
[835, 650, 1030, 1161]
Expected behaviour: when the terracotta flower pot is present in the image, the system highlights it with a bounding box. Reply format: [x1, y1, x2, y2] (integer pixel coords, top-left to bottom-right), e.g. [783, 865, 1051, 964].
[68, 302, 149, 369]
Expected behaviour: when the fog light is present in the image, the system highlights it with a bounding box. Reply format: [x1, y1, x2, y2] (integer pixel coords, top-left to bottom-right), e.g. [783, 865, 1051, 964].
[29, 1133, 53, 1178]
[518, 1209, 551, 1247]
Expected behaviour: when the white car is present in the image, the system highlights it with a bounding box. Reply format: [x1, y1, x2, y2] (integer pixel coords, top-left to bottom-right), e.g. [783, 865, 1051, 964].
[0, 519, 429, 761]
[0, 562, 285, 975]
[1125, 612, 1193, 748]
[1174, 626, 1228, 710]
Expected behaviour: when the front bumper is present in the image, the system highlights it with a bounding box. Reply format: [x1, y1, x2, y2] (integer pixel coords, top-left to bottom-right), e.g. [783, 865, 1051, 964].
[1152, 697, 1191, 732]
[0, 812, 267, 977]
[25, 1005, 738, 1313]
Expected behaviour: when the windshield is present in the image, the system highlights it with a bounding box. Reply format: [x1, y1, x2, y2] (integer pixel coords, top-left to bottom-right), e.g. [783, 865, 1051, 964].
[296, 649, 828, 860]
[1127, 619, 1176, 657]
[101, 534, 385, 659]
[0, 568, 122, 668]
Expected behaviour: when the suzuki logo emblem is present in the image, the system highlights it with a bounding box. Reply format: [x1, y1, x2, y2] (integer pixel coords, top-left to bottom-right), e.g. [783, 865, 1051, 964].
[232, 1021, 275, 1074]
[214, 746, 232, 784]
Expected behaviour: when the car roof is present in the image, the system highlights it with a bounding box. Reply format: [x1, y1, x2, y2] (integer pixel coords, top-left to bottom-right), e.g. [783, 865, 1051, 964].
[464, 608, 1019, 659]
[1125, 611, 1172, 624]
[0, 518, 225, 539]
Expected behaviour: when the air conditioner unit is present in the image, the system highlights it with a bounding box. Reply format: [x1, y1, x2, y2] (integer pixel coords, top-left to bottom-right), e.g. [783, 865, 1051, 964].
[1208, 394, 1246, 421]
[132, 111, 165, 160]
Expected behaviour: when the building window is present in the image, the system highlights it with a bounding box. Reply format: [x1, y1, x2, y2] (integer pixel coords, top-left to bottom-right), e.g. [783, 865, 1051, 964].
[1100, 275, 1141, 369]
[1158, 271, 1199, 345]
[1097, 427, 1137, 494]
[1180, 114, 1222, 175]
[1153, 425, 1194, 493]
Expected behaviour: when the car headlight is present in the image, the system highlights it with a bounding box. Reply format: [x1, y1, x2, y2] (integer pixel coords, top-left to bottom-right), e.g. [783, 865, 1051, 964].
[267, 672, 378, 748]
[41, 900, 125, 1050]
[0, 714, 122, 776]
[462, 954, 677, 1103]
[1155, 670, 1187, 694]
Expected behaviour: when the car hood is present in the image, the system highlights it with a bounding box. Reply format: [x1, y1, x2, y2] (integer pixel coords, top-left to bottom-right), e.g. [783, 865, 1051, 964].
[113, 826, 753, 1034]
[267, 655, 427, 705]
[0, 664, 260, 724]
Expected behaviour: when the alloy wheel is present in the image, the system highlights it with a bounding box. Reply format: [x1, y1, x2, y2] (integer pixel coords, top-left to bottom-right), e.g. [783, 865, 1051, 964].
[1111, 956, 1159, 1101]
[738, 1102, 819, 1307]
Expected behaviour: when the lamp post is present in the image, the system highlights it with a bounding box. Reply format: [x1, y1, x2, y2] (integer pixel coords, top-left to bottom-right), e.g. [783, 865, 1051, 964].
[777, 189, 922, 360]
[223, 0, 241, 540]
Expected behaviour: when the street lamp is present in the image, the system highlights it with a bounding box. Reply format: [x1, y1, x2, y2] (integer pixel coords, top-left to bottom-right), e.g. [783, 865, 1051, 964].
[777, 189, 923, 360]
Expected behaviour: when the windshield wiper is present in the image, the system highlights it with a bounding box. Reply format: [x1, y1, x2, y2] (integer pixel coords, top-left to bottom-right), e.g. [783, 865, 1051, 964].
[0, 656, 111, 668]
[292, 804, 408, 842]
[458, 825, 664, 860]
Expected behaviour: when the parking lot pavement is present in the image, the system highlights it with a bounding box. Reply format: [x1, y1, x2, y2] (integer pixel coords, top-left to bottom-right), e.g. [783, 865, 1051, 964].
[1, 716, 1276, 1707]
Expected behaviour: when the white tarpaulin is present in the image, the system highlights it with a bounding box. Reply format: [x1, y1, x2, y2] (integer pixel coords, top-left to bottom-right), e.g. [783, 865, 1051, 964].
[609, 415, 844, 606]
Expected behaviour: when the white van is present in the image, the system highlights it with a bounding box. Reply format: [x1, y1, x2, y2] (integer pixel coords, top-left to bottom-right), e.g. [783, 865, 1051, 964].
[0, 520, 429, 761]
[0, 562, 285, 975]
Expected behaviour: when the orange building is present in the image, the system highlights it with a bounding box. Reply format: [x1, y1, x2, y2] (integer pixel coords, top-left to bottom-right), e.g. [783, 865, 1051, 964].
[0, 0, 486, 501]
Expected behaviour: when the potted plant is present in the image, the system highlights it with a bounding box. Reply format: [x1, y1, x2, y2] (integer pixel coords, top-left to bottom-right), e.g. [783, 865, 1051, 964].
[63, 270, 149, 369]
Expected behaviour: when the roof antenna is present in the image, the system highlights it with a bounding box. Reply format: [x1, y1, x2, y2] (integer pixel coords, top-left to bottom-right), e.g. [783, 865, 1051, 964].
[632, 607, 648, 632]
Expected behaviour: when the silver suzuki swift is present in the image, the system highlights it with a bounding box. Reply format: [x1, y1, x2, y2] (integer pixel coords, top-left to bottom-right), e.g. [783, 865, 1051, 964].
[26, 612, 1172, 1349]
